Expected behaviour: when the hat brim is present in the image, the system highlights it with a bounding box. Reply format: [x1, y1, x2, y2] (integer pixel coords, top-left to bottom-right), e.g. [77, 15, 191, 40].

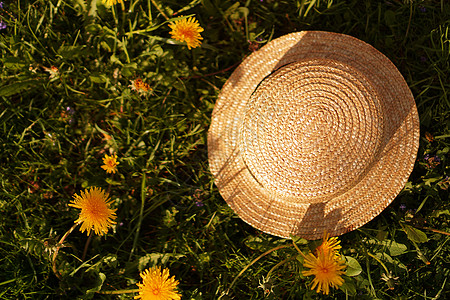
[208, 31, 419, 239]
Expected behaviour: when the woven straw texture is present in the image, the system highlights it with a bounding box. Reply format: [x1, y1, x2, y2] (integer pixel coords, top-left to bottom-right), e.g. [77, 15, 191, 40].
[208, 31, 420, 240]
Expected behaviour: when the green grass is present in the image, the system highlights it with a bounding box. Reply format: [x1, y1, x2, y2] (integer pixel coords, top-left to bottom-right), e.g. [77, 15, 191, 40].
[0, 0, 449, 299]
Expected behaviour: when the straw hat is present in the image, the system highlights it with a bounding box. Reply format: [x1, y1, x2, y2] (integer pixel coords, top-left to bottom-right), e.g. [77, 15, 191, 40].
[208, 31, 419, 240]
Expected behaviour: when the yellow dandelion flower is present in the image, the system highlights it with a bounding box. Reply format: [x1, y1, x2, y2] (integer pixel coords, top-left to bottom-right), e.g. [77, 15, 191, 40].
[135, 267, 181, 300]
[315, 233, 342, 257]
[101, 153, 119, 174]
[102, 0, 124, 6]
[302, 248, 346, 295]
[129, 78, 152, 95]
[168, 16, 204, 50]
[69, 187, 117, 236]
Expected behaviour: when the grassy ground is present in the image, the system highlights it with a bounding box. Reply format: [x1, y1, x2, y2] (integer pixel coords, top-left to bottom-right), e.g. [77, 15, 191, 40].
[0, 0, 449, 299]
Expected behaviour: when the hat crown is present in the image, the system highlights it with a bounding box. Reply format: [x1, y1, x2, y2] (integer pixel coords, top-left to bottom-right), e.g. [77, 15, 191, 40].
[240, 59, 383, 203]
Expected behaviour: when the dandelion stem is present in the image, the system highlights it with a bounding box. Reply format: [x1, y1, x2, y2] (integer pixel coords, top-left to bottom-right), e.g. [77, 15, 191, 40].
[422, 227, 450, 236]
[292, 239, 306, 258]
[226, 244, 291, 294]
[129, 173, 146, 260]
[364, 257, 376, 297]
[266, 256, 296, 278]
[96, 288, 140, 294]
[82, 231, 94, 261]
[150, 0, 169, 21]
[367, 252, 389, 274]
[52, 222, 80, 279]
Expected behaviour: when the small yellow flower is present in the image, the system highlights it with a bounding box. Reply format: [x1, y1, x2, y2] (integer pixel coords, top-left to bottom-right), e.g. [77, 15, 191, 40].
[302, 249, 346, 295]
[101, 153, 119, 174]
[129, 78, 152, 95]
[168, 16, 204, 50]
[69, 187, 117, 236]
[302, 235, 346, 295]
[135, 267, 181, 300]
[315, 233, 342, 257]
[102, 0, 123, 6]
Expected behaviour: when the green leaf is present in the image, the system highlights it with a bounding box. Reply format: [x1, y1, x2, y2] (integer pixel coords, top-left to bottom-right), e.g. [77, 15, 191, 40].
[122, 63, 138, 77]
[386, 240, 408, 256]
[150, 44, 164, 57]
[376, 229, 388, 241]
[110, 54, 124, 65]
[86, 272, 106, 295]
[137, 253, 185, 272]
[290, 235, 308, 245]
[344, 256, 362, 277]
[163, 207, 178, 228]
[138, 253, 167, 271]
[88, 0, 98, 17]
[431, 210, 450, 218]
[105, 178, 122, 186]
[374, 252, 394, 264]
[2, 57, 29, 70]
[86, 23, 102, 35]
[57, 45, 87, 59]
[237, 7, 250, 18]
[404, 224, 428, 243]
[224, 2, 240, 18]
[72, 0, 87, 14]
[339, 276, 357, 296]
[423, 176, 441, 186]
[101, 254, 118, 268]
[0, 80, 43, 97]
[363, 238, 407, 256]
[244, 235, 264, 250]
[373, 252, 408, 271]
[89, 75, 109, 83]
[437, 147, 449, 155]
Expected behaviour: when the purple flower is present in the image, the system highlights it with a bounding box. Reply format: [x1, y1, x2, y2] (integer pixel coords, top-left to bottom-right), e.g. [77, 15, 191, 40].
[0, 2, 3, 9]
[419, 6, 426, 13]
[0, 21, 6, 30]
[425, 154, 441, 168]
[66, 106, 75, 115]
[195, 201, 204, 207]
[399, 204, 406, 211]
